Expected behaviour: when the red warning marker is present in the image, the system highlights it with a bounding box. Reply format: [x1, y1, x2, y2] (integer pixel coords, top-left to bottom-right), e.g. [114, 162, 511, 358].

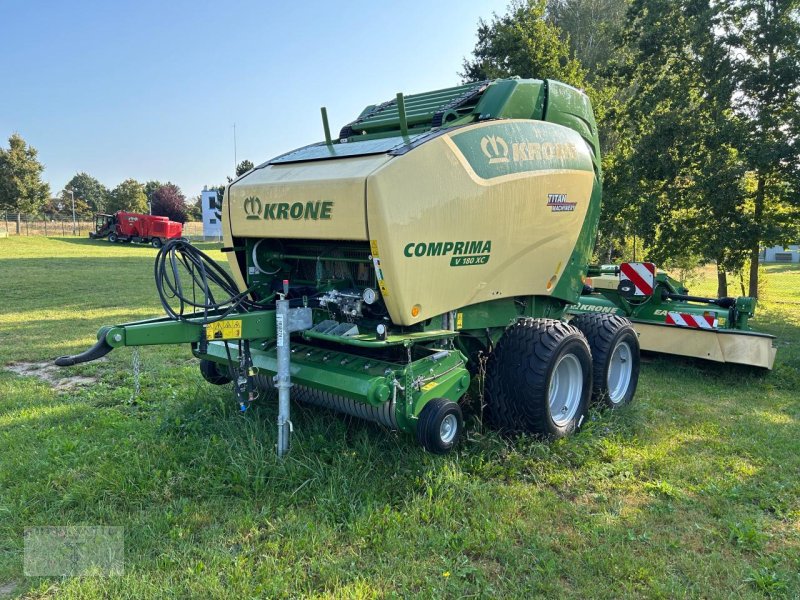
[620, 262, 656, 296]
[665, 312, 718, 329]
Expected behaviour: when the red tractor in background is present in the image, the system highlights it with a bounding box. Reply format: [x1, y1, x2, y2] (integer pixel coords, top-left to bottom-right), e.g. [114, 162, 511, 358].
[90, 211, 184, 248]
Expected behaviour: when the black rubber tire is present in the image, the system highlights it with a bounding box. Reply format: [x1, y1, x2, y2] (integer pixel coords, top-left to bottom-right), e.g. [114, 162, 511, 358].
[108, 233, 118, 243]
[569, 313, 640, 408]
[485, 318, 592, 438]
[151, 238, 163, 248]
[199, 359, 232, 385]
[416, 398, 463, 454]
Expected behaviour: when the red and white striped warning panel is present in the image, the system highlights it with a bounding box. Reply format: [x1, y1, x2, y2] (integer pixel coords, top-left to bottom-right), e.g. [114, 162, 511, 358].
[665, 312, 719, 329]
[619, 262, 656, 296]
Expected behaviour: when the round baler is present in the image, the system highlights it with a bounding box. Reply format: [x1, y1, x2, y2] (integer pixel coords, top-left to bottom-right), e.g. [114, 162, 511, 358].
[56, 78, 641, 454]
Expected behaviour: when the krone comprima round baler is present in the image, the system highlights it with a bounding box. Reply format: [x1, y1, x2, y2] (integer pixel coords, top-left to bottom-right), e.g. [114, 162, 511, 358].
[56, 78, 642, 455]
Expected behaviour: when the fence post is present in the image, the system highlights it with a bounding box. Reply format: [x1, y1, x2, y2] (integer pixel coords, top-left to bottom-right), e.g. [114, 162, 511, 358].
[26, 216, 29, 236]
[62, 220, 66, 236]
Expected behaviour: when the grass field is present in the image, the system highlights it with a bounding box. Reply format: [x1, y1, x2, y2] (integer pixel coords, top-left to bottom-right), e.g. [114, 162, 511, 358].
[1, 236, 798, 599]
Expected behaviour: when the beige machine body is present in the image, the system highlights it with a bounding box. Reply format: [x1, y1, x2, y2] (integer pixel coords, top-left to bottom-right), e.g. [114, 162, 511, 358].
[225, 119, 596, 326]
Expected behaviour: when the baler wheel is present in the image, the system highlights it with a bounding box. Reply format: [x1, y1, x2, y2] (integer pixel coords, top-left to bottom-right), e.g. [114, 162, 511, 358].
[199, 359, 232, 385]
[416, 398, 463, 454]
[151, 238, 163, 249]
[486, 318, 592, 437]
[108, 233, 118, 243]
[569, 314, 640, 408]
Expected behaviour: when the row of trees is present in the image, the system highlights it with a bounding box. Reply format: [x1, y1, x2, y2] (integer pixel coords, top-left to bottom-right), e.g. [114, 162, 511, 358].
[0, 132, 257, 234]
[464, 0, 800, 297]
[53, 172, 191, 224]
[0, 133, 206, 231]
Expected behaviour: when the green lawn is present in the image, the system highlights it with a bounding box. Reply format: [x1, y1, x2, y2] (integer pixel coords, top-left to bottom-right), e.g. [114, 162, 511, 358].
[1, 237, 798, 598]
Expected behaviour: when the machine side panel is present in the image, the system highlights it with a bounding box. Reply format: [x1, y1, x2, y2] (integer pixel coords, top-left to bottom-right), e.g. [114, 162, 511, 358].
[367, 120, 597, 326]
[222, 184, 249, 293]
[226, 154, 391, 241]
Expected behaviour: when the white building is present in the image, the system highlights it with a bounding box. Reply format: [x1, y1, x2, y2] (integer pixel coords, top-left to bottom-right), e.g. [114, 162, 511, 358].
[761, 245, 800, 263]
[201, 187, 222, 239]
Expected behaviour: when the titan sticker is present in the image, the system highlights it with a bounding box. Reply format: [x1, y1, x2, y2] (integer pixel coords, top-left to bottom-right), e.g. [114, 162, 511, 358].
[547, 193, 577, 212]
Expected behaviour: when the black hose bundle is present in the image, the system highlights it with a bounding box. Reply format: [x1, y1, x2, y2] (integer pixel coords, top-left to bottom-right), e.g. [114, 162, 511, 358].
[154, 239, 272, 323]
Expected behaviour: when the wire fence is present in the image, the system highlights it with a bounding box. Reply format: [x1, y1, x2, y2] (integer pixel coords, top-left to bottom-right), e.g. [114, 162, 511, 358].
[0, 213, 205, 239]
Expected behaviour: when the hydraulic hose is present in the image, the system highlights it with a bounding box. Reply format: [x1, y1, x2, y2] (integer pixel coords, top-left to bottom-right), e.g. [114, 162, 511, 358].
[154, 239, 273, 323]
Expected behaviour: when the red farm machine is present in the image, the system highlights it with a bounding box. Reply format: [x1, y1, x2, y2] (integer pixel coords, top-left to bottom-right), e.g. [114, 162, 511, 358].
[90, 211, 184, 248]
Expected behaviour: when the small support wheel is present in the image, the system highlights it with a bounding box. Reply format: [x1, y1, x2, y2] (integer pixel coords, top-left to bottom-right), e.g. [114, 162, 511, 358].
[108, 233, 118, 243]
[199, 359, 232, 385]
[416, 398, 463, 454]
[569, 313, 640, 407]
[151, 238, 163, 248]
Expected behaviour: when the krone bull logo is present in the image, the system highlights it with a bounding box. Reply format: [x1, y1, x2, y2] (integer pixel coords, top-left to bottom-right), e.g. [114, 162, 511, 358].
[480, 135, 509, 164]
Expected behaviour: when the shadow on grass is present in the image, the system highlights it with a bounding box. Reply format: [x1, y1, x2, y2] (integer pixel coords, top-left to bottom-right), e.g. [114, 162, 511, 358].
[51, 237, 223, 251]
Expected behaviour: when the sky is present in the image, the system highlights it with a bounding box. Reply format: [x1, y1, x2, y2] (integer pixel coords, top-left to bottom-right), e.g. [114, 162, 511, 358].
[0, 0, 509, 200]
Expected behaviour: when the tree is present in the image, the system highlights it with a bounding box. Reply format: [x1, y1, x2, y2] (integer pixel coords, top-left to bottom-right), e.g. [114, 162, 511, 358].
[64, 172, 109, 213]
[51, 192, 93, 219]
[607, 0, 750, 296]
[143, 180, 164, 207]
[107, 179, 147, 213]
[724, 1, 800, 297]
[462, 0, 588, 89]
[151, 183, 188, 223]
[42, 195, 90, 219]
[186, 195, 202, 221]
[236, 160, 254, 177]
[143, 180, 164, 198]
[141, 180, 165, 214]
[546, 0, 628, 76]
[0, 134, 50, 234]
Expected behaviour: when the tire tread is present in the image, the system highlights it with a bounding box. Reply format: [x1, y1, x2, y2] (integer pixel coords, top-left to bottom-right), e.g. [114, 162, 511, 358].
[486, 318, 591, 436]
[569, 313, 640, 406]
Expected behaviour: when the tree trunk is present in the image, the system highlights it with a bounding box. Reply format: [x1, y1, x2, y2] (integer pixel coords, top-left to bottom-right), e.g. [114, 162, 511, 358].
[716, 265, 728, 298]
[748, 176, 766, 298]
[748, 246, 760, 298]
[15, 213, 20, 235]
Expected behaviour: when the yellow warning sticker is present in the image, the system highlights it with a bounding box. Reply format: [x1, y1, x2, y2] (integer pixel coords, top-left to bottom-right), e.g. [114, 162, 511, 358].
[421, 381, 438, 392]
[373, 255, 389, 297]
[369, 239, 380, 258]
[456, 312, 463, 329]
[205, 319, 242, 340]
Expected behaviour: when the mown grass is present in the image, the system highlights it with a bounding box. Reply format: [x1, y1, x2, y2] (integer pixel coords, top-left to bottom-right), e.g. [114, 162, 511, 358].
[0, 236, 798, 598]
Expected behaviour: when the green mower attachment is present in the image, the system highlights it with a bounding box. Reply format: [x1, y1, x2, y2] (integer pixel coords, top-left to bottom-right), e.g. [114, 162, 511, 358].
[567, 263, 776, 369]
